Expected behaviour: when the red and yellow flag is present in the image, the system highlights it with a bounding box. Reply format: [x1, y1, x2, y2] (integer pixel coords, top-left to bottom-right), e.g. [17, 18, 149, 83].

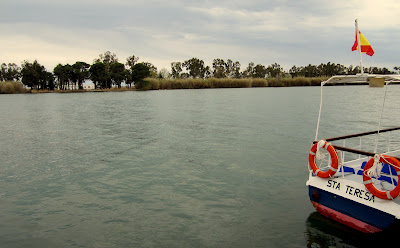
[352, 31, 374, 56]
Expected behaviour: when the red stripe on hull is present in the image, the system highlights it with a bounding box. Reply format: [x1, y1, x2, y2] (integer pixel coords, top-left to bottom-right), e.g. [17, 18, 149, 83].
[311, 200, 382, 233]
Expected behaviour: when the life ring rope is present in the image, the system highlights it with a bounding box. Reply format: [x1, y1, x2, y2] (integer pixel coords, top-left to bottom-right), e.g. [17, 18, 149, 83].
[309, 140, 339, 178]
[363, 155, 400, 200]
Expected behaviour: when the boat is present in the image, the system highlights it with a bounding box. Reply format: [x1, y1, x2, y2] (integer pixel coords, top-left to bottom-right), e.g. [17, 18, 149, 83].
[306, 73, 400, 233]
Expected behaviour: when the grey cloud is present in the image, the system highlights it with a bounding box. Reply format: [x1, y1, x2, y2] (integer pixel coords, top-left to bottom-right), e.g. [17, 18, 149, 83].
[1, 0, 400, 71]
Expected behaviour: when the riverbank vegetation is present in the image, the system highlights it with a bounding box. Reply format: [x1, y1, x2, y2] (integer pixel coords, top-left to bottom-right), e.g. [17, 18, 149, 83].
[1, 51, 398, 93]
[140, 77, 328, 90]
[0, 81, 29, 94]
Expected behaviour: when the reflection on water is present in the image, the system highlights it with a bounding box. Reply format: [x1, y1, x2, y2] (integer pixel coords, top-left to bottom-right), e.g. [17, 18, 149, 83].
[305, 212, 396, 247]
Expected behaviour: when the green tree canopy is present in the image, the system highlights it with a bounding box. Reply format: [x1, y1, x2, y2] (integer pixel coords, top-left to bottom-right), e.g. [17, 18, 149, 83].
[21, 60, 49, 90]
[93, 51, 119, 88]
[182, 58, 210, 79]
[132, 63, 151, 90]
[53, 64, 73, 90]
[72, 61, 90, 90]
[267, 63, 283, 78]
[1, 63, 20, 81]
[253, 64, 267, 78]
[110, 62, 126, 88]
[142, 62, 158, 78]
[171, 62, 183, 79]
[225, 59, 241, 78]
[89, 62, 107, 89]
[126, 55, 139, 68]
[212, 58, 227, 78]
[95, 51, 118, 65]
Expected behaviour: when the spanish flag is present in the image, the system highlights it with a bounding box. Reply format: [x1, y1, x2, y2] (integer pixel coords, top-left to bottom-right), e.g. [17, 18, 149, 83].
[352, 31, 374, 56]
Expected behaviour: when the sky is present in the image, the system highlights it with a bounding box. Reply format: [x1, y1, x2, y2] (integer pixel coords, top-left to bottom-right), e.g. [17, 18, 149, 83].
[1, 0, 400, 73]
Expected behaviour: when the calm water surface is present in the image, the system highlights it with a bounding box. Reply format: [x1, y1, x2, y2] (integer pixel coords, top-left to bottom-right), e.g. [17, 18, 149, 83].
[1, 86, 400, 247]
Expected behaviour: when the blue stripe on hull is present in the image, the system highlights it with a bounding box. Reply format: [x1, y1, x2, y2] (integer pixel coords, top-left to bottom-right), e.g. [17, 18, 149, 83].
[308, 186, 396, 231]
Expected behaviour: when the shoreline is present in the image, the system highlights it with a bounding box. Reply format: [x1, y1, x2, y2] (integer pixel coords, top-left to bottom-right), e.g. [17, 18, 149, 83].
[30, 88, 136, 94]
[1, 77, 329, 94]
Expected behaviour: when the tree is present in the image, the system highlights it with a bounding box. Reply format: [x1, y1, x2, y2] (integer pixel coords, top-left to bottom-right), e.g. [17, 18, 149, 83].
[289, 65, 302, 78]
[1, 63, 20, 81]
[126, 55, 139, 68]
[171, 62, 183, 78]
[21, 60, 49, 90]
[125, 72, 133, 88]
[131, 63, 151, 90]
[253, 64, 267, 78]
[347, 65, 361, 75]
[303, 64, 319, 77]
[110, 62, 126, 88]
[95, 51, 118, 65]
[212, 58, 226, 78]
[62, 64, 74, 90]
[158, 68, 170, 79]
[54, 64, 66, 89]
[242, 62, 255, 78]
[267, 63, 283, 78]
[72, 61, 90, 90]
[89, 62, 107, 89]
[45, 71, 55, 90]
[225, 59, 241, 78]
[142, 62, 157, 78]
[94, 51, 118, 88]
[0, 63, 3, 81]
[182, 58, 210, 79]
[381, 67, 392, 74]
[333, 63, 346, 76]
[367, 67, 393, 75]
[53, 64, 74, 90]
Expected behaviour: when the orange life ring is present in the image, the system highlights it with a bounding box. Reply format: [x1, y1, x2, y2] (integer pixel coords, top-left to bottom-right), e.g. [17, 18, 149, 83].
[308, 141, 339, 178]
[363, 155, 400, 200]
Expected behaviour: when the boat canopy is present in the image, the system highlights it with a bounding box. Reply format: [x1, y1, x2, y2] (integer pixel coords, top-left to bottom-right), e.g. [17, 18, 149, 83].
[315, 73, 400, 141]
[322, 74, 400, 86]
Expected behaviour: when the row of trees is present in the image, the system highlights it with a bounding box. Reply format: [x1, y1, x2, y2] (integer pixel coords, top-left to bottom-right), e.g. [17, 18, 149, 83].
[289, 63, 394, 78]
[171, 59, 397, 79]
[1, 52, 399, 90]
[170, 59, 285, 79]
[52, 52, 155, 90]
[0, 52, 153, 90]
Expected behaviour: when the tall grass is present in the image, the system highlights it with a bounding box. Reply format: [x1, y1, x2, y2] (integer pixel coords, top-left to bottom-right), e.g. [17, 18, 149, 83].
[140, 77, 326, 90]
[267, 77, 328, 87]
[0, 78, 327, 93]
[0, 81, 28, 94]
[141, 78, 266, 90]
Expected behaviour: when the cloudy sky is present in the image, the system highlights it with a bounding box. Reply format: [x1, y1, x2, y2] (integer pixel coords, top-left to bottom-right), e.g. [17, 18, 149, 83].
[1, 0, 400, 73]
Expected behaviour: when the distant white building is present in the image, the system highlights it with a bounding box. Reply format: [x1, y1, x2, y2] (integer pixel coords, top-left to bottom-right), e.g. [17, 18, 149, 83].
[83, 83, 95, 90]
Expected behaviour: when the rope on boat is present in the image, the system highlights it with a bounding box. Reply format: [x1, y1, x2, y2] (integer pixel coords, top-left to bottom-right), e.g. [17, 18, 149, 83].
[365, 154, 384, 179]
[316, 140, 326, 161]
[363, 155, 400, 200]
[364, 154, 400, 179]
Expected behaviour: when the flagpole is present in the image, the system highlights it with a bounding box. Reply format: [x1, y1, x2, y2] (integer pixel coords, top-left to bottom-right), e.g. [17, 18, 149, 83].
[355, 19, 364, 74]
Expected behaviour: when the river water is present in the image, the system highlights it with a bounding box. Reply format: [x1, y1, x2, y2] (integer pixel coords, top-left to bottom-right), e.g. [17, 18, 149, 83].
[1, 86, 400, 247]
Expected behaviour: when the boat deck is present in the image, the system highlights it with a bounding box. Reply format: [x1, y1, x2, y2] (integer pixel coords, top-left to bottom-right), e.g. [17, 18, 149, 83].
[327, 149, 400, 204]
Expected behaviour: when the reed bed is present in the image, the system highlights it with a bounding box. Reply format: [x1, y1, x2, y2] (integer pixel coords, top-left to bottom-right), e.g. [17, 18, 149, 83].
[54, 88, 135, 93]
[0, 77, 327, 93]
[141, 78, 266, 90]
[267, 77, 328, 87]
[0, 81, 28, 94]
[140, 77, 325, 90]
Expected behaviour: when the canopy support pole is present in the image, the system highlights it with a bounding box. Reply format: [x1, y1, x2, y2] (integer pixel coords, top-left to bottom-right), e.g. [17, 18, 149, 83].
[314, 81, 326, 141]
[374, 81, 390, 153]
